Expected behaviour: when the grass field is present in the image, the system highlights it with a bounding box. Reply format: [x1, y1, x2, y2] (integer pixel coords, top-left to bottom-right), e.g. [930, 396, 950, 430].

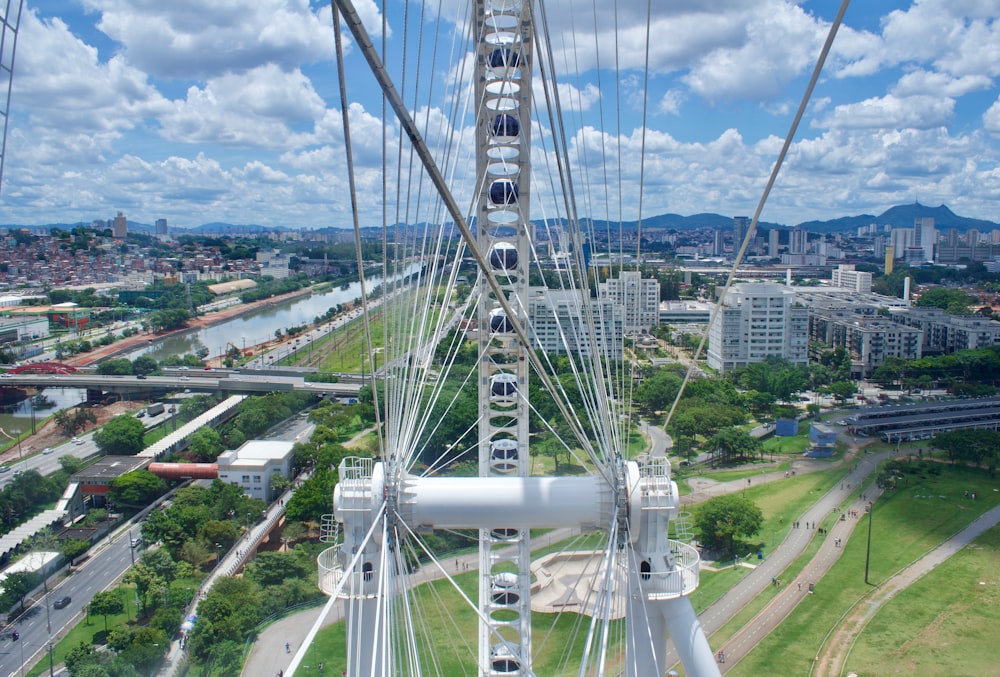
[728, 461, 1000, 676]
[844, 524, 1000, 676]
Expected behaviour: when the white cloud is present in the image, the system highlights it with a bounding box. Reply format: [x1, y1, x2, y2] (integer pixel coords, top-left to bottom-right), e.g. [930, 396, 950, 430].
[659, 89, 685, 115]
[815, 94, 954, 131]
[891, 69, 993, 97]
[682, 3, 824, 102]
[159, 65, 326, 148]
[81, 0, 336, 78]
[984, 97, 1000, 136]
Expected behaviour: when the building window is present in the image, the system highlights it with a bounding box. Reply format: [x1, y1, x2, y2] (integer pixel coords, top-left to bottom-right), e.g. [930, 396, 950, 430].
[242, 475, 250, 482]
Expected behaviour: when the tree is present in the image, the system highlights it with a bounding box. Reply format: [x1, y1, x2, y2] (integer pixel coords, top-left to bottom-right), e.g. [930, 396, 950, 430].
[96, 358, 133, 375]
[285, 468, 335, 523]
[94, 414, 145, 455]
[695, 494, 764, 556]
[108, 470, 167, 507]
[123, 563, 162, 616]
[705, 428, 761, 465]
[89, 590, 125, 633]
[141, 548, 178, 586]
[0, 571, 39, 613]
[62, 538, 91, 564]
[186, 427, 224, 461]
[633, 368, 683, 413]
[244, 551, 312, 588]
[915, 287, 974, 315]
[131, 355, 159, 375]
[822, 380, 858, 403]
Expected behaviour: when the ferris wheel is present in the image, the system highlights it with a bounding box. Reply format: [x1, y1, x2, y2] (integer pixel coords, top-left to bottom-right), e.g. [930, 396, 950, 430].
[296, 0, 724, 674]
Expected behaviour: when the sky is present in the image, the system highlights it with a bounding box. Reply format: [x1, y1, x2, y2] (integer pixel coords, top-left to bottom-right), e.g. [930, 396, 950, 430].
[1, 0, 999, 230]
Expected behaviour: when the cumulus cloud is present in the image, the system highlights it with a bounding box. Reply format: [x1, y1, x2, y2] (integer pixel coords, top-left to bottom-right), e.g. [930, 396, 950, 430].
[984, 97, 1000, 136]
[81, 0, 336, 78]
[159, 65, 326, 148]
[814, 94, 954, 131]
[892, 69, 992, 97]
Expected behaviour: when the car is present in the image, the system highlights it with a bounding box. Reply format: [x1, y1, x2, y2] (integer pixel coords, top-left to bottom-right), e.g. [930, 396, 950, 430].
[137, 374, 147, 380]
[180, 375, 190, 381]
[135, 411, 145, 418]
[53, 596, 71, 609]
[178, 366, 189, 371]
[72, 437, 84, 445]
[836, 420, 848, 426]
[0, 466, 10, 474]
[42, 447, 54, 455]
[130, 537, 142, 548]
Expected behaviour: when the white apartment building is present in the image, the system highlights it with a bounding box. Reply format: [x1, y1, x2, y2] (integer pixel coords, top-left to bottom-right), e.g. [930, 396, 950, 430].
[598, 271, 660, 333]
[217, 440, 295, 502]
[527, 288, 623, 360]
[887, 307, 1000, 354]
[830, 264, 873, 293]
[707, 283, 808, 373]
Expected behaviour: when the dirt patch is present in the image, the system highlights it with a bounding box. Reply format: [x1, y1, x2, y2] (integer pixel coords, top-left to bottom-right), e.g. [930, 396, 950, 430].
[2, 400, 143, 465]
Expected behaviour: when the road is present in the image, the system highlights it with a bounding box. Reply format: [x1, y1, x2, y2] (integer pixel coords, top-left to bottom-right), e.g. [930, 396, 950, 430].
[1, 526, 142, 677]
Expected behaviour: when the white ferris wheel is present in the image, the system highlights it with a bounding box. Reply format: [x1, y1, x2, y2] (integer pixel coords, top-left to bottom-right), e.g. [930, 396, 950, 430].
[289, 0, 846, 674]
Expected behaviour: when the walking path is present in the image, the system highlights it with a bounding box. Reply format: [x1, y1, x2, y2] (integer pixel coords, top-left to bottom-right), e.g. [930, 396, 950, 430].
[662, 447, 890, 671]
[811, 503, 1000, 676]
[243, 431, 991, 676]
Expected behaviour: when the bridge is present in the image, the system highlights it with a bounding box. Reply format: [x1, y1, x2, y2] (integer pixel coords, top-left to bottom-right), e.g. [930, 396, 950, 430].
[0, 371, 365, 399]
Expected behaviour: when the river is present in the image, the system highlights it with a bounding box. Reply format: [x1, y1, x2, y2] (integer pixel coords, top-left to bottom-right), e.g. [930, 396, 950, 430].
[125, 265, 420, 363]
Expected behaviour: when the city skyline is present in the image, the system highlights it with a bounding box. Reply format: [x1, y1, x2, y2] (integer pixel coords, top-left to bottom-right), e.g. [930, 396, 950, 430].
[1, 1, 998, 229]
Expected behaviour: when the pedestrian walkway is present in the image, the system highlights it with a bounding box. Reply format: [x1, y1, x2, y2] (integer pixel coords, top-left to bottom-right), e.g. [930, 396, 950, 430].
[158, 479, 306, 677]
[811, 503, 1000, 676]
[663, 448, 892, 671]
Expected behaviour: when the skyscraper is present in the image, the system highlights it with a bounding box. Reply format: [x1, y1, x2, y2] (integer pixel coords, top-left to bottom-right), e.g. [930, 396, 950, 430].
[733, 216, 750, 254]
[913, 217, 936, 262]
[112, 212, 128, 238]
[155, 218, 169, 238]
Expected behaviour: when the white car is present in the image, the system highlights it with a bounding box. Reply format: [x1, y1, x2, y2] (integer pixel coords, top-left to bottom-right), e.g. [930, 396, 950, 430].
[72, 437, 85, 445]
[42, 447, 54, 455]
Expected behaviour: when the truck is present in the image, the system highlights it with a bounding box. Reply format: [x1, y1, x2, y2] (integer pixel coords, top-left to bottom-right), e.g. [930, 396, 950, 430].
[146, 402, 165, 416]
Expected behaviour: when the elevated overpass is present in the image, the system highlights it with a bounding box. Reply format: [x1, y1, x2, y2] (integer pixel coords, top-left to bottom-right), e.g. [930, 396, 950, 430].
[0, 371, 364, 399]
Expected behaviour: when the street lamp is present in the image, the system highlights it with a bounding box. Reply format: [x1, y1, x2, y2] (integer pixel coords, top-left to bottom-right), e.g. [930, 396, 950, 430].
[864, 499, 875, 585]
[215, 543, 222, 570]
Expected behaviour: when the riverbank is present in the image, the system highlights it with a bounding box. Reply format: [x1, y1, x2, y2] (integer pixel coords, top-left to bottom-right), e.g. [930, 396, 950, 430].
[64, 287, 315, 367]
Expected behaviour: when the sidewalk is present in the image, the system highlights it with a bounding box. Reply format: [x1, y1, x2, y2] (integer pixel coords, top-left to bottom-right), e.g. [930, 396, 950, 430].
[663, 448, 892, 670]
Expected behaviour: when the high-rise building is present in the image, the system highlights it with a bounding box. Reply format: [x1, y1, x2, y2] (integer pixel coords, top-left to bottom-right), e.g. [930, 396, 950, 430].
[966, 229, 980, 246]
[112, 212, 128, 238]
[155, 218, 169, 238]
[790, 226, 806, 254]
[713, 229, 725, 257]
[599, 271, 660, 334]
[733, 216, 750, 254]
[913, 217, 936, 262]
[768, 229, 780, 257]
[527, 288, 623, 359]
[707, 283, 808, 373]
[890, 228, 914, 257]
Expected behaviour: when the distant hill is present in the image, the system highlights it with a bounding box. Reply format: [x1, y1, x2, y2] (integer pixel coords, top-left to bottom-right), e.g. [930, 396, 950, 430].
[5, 203, 996, 236]
[796, 203, 999, 234]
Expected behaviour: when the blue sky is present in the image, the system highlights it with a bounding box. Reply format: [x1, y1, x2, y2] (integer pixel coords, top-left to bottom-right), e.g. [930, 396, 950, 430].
[2, 1, 999, 230]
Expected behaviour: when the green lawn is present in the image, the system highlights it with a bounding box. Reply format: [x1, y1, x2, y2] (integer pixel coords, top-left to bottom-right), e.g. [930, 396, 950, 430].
[728, 461, 1000, 676]
[845, 524, 1000, 676]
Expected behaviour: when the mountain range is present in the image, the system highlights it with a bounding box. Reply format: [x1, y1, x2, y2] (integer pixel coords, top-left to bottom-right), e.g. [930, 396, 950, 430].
[6, 202, 997, 237]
